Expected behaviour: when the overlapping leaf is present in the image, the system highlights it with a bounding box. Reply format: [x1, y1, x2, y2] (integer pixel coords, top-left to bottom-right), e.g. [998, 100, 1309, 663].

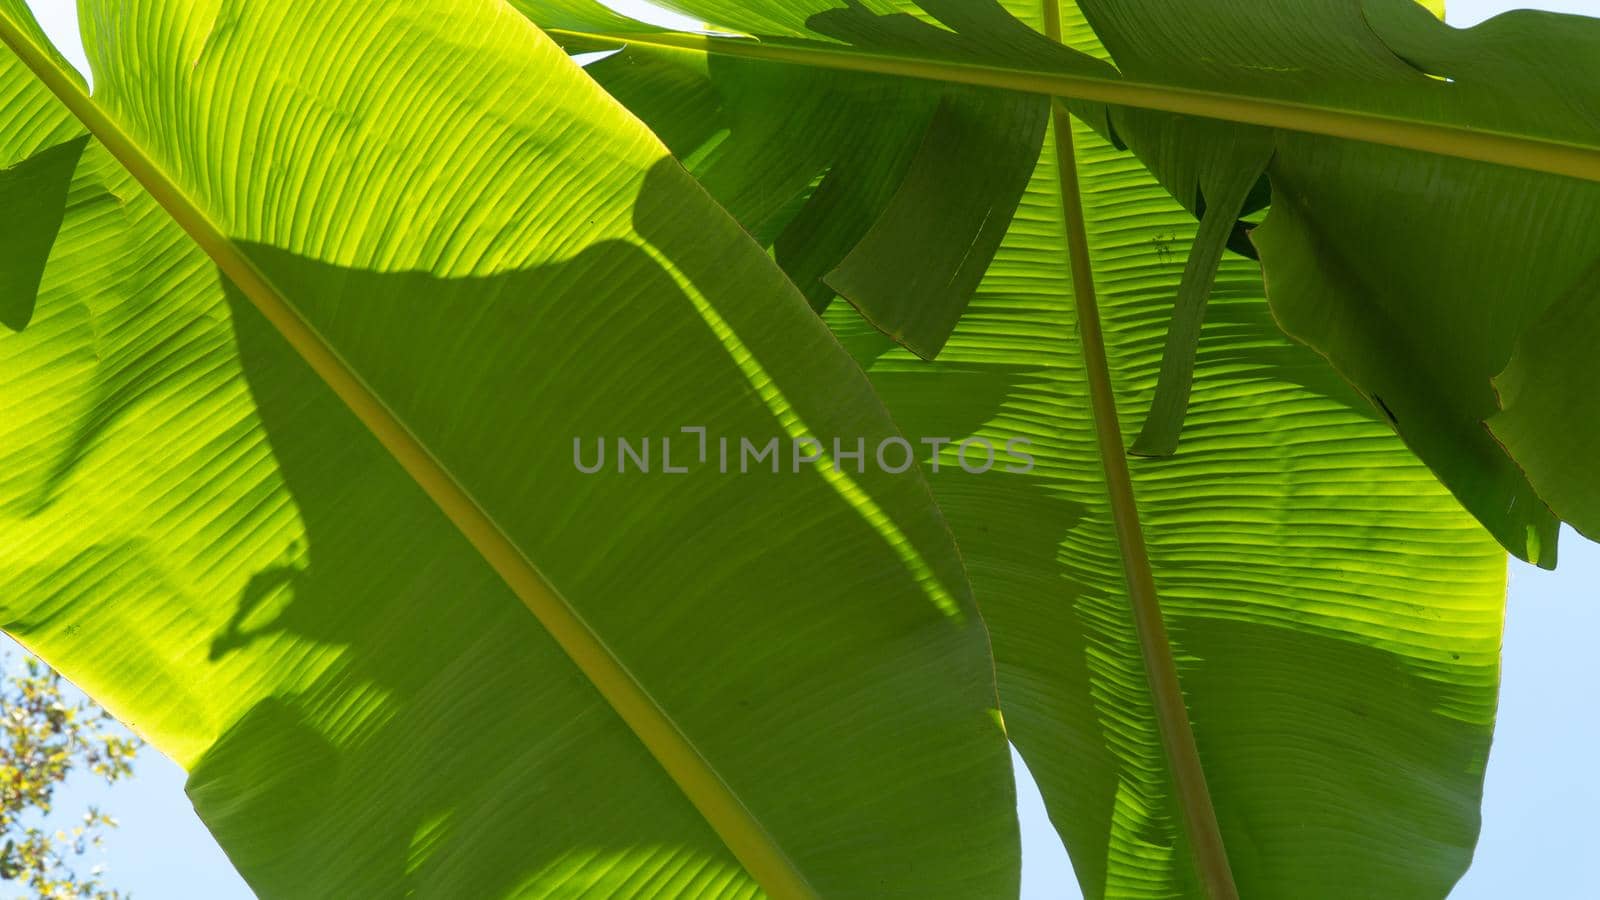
[830, 13, 1507, 895]
[540, 0, 1600, 568]
[550, 1, 1514, 896]
[524, 0, 1104, 356]
[0, 0, 1020, 896]
[1039, 0, 1600, 567]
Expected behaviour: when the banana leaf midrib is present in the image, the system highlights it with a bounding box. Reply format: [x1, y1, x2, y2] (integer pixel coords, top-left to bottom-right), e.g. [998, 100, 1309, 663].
[1038, 0, 1236, 894]
[542, 25, 1600, 184]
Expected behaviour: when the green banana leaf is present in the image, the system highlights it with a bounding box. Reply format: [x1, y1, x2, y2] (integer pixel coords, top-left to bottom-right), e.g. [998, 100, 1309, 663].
[540, 1, 1511, 896]
[837, 27, 1506, 900]
[1071, 0, 1600, 572]
[0, 1, 1021, 897]
[531, 0, 1098, 358]
[533, 0, 1600, 570]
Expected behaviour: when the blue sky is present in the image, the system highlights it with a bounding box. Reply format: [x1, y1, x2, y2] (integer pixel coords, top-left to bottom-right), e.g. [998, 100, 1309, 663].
[10, 1, 1598, 897]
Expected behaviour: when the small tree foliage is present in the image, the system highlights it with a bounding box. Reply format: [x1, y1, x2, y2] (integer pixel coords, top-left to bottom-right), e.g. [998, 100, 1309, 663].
[0, 653, 140, 900]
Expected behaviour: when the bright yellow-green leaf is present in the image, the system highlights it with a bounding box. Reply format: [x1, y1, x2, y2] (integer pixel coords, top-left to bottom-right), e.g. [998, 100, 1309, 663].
[0, 1, 1019, 896]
